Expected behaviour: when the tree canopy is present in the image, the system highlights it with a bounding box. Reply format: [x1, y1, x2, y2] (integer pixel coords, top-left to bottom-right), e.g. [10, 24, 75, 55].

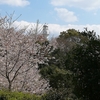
[39, 29, 100, 100]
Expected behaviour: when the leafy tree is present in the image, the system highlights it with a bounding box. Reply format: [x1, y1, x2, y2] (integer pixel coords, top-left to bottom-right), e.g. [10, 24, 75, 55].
[39, 28, 100, 99]
[39, 29, 86, 88]
[39, 29, 86, 99]
[39, 47, 75, 100]
[68, 29, 100, 100]
[57, 29, 82, 52]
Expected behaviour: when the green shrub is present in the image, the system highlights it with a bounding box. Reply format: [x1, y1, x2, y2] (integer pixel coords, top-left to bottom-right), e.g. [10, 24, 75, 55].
[0, 90, 41, 100]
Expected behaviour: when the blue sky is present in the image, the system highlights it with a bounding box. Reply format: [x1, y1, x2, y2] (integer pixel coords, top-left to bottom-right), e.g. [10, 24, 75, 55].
[0, 0, 100, 36]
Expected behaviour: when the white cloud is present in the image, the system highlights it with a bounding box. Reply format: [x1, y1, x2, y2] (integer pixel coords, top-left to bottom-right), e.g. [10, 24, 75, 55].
[14, 20, 31, 29]
[0, 0, 30, 7]
[48, 24, 100, 37]
[51, 0, 100, 11]
[54, 8, 78, 23]
[13, 21, 100, 37]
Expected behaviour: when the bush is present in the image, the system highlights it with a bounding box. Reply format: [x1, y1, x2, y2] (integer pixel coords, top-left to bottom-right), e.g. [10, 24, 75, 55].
[0, 90, 41, 100]
[41, 88, 77, 100]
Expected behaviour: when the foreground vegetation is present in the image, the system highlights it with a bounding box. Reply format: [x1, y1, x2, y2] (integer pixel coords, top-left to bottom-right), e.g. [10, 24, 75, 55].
[0, 90, 41, 100]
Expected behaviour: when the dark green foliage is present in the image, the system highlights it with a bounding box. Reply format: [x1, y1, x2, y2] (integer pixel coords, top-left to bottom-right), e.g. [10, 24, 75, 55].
[42, 87, 80, 100]
[57, 29, 83, 52]
[39, 28, 100, 100]
[41, 88, 77, 100]
[40, 64, 72, 89]
[59, 29, 80, 38]
[68, 30, 100, 100]
[39, 44, 74, 99]
[38, 29, 83, 100]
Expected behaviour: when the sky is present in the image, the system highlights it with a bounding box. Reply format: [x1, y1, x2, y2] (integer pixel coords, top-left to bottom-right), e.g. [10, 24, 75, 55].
[0, 0, 100, 37]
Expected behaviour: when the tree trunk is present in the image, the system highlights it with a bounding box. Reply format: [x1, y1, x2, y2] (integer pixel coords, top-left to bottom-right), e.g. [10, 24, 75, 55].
[8, 81, 12, 91]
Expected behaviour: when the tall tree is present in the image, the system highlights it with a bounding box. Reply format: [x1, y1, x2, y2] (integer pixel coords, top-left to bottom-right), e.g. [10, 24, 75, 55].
[68, 29, 100, 100]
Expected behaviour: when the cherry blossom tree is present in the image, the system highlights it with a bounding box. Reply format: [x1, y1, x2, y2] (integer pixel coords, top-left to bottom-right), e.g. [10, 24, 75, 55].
[0, 13, 49, 93]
